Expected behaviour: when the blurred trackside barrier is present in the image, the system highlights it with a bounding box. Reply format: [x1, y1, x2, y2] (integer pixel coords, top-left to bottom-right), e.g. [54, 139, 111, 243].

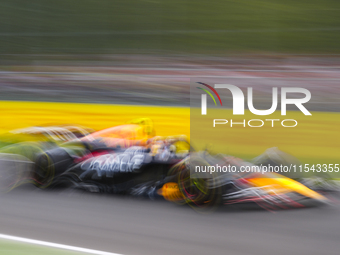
[0, 101, 190, 138]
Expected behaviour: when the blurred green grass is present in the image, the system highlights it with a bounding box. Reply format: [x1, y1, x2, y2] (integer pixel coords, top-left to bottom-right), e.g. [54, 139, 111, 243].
[0, 240, 86, 255]
[0, 0, 339, 54]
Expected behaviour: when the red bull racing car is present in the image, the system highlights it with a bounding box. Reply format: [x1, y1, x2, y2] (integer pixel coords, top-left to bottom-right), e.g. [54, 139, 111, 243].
[0, 118, 331, 210]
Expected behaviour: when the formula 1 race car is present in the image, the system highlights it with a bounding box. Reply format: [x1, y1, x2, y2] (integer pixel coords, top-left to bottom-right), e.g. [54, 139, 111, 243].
[0, 118, 331, 210]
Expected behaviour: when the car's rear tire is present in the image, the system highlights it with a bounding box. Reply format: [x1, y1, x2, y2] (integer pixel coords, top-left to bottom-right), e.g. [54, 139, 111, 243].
[34, 147, 74, 189]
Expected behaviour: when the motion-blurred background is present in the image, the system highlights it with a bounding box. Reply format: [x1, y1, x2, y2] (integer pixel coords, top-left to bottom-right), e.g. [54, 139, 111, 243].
[0, 0, 339, 150]
[1, 0, 339, 104]
[1, 0, 340, 55]
[1, 0, 339, 165]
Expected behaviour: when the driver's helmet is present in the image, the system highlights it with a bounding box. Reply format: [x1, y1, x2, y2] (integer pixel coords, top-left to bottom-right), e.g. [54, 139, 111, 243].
[127, 118, 155, 137]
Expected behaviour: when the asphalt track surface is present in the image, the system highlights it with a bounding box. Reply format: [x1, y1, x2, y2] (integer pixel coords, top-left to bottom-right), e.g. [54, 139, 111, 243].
[1, 183, 340, 255]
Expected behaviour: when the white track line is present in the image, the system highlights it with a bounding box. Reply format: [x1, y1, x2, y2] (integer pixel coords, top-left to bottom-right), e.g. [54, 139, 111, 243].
[0, 234, 123, 255]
